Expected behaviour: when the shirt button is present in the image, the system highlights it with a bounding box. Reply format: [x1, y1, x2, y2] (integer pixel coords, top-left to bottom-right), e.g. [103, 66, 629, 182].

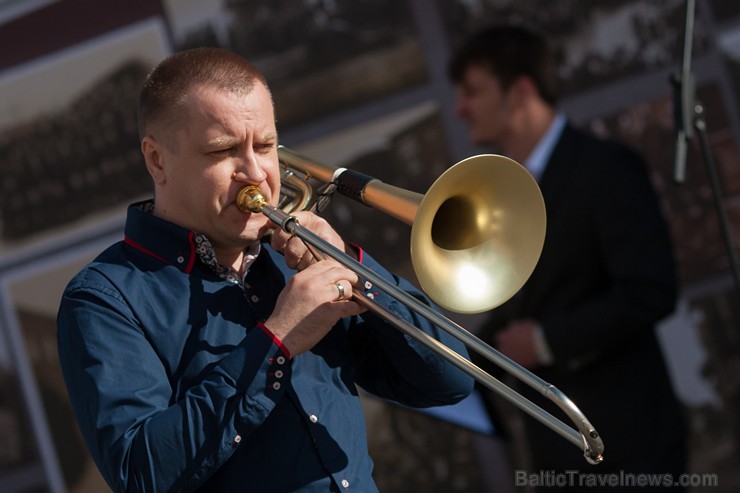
[276, 356, 286, 365]
[250, 294, 259, 303]
[177, 256, 185, 264]
[309, 414, 318, 423]
[234, 435, 241, 443]
[341, 478, 349, 488]
[272, 382, 281, 390]
[364, 281, 372, 290]
[275, 370, 283, 378]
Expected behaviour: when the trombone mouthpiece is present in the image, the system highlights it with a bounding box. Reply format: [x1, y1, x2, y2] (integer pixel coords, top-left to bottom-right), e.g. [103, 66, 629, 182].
[236, 186, 267, 214]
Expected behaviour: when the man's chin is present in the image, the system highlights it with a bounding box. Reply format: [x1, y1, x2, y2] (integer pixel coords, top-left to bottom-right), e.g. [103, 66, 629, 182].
[468, 130, 486, 146]
[243, 221, 275, 243]
[469, 130, 492, 146]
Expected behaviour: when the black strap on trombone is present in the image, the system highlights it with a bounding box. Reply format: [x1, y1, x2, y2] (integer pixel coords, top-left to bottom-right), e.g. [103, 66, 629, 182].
[335, 169, 375, 206]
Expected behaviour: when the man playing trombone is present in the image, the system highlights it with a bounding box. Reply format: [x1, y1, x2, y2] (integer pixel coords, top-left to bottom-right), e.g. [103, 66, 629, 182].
[57, 47, 473, 493]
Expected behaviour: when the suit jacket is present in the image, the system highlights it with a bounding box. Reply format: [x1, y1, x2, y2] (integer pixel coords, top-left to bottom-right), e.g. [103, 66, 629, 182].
[478, 123, 685, 479]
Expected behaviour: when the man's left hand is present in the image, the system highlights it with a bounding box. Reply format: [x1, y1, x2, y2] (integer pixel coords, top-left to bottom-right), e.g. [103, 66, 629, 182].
[495, 319, 540, 369]
[270, 211, 346, 271]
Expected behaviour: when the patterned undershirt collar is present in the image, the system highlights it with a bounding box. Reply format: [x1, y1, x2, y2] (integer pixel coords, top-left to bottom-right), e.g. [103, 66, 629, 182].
[138, 201, 261, 285]
[196, 235, 261, 285]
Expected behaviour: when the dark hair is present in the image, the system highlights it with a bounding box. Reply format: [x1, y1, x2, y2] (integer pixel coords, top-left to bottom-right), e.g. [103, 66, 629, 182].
[448, 24, 558, 106]
[138, 47, 269, 140]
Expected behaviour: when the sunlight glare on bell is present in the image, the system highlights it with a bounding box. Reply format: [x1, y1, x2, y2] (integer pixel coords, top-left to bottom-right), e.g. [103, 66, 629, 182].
[454, 263, 493, 305]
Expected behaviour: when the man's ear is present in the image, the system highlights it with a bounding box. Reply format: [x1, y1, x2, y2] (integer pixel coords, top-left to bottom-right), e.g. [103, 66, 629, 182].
[141, 136, 167, 185]
[510, 75, 539, 105]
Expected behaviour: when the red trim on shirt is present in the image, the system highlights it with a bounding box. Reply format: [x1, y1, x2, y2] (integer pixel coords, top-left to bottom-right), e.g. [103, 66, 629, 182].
[257, 322, 291, 359]
[348, 242, 364, 263]
[124, 236, 171, 265]
[184, 231, 196, 274]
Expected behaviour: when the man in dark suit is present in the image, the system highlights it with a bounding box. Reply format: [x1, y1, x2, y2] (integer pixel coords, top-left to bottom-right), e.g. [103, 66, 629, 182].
[448, 24, 687, 491]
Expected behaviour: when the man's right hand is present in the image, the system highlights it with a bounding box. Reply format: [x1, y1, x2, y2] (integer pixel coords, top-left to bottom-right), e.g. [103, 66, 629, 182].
[263, 261, 365, 357]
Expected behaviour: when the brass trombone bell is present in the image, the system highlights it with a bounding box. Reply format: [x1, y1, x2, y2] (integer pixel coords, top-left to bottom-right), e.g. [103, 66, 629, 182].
[271, 147, 546, 314]
[412, 154, 546, 313]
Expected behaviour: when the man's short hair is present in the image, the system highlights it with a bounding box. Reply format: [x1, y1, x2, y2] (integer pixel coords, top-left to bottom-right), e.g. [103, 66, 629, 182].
[448, 24, 558, 106]
[138, 47, 270, 141]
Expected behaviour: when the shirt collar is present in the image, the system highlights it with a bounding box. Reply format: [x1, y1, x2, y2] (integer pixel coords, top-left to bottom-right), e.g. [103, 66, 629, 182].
[523, 113, 567, 182]
[125, 200, 261, 283]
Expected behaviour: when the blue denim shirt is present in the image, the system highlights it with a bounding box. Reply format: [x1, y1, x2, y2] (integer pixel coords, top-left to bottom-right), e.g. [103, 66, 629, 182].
[57, 201, 473, 493]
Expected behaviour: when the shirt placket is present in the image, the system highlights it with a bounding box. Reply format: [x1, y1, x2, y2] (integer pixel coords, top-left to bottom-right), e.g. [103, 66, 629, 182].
[285, 389, 353, 492]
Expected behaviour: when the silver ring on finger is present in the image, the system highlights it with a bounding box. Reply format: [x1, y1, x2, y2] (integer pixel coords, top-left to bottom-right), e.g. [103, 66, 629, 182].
[335, 281, 345, 301]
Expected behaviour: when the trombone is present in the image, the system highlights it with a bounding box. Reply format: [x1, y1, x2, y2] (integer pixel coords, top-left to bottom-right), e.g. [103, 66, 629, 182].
[236, 146, 605, 465]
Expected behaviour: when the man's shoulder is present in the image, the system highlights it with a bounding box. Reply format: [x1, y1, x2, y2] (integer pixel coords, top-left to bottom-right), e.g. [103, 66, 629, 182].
[554, 123, 647, 182]
[64, 241, 132, 294]
[562, 123, 642, 162]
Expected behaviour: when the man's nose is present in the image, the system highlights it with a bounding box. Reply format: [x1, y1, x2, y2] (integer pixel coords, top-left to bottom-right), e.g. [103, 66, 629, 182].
[233, 151, 267, 183]
[453, 98, 469, 118]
